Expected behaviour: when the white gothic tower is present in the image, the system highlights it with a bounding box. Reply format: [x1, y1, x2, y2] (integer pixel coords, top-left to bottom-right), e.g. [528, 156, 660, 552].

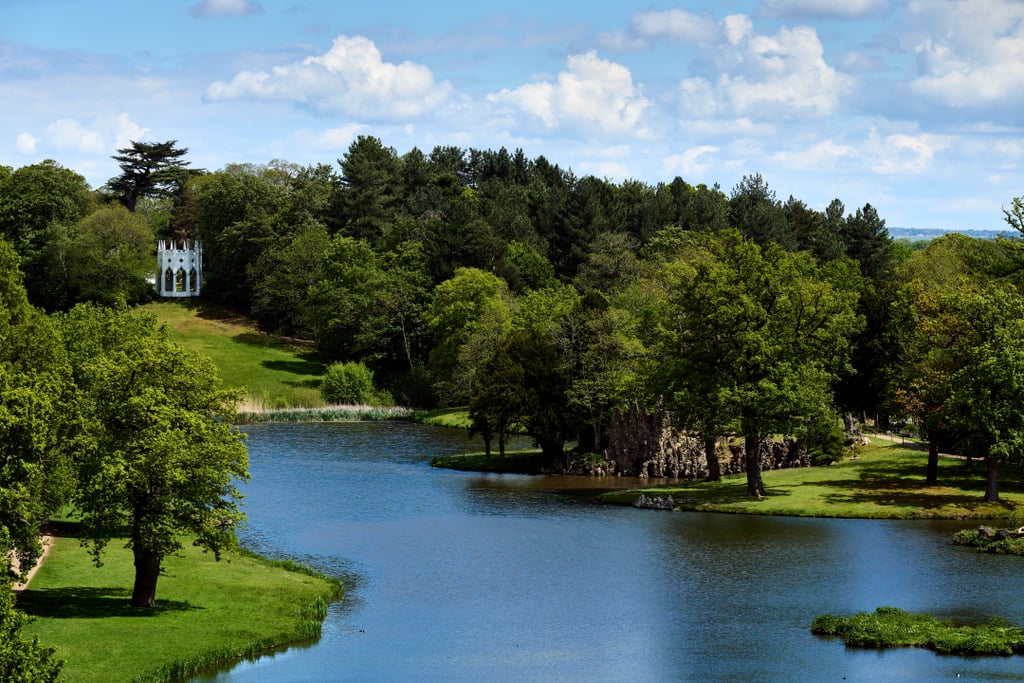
[156, 240, 202, 297]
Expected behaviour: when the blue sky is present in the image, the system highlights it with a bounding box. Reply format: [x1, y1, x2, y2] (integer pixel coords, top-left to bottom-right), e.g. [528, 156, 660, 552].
[2, 0, 1022, 232]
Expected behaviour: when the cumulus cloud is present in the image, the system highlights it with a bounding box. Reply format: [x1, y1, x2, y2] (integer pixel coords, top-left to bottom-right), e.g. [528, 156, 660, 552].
[677, 21, 850, 120]
[664, 145, 719, 176]
[486, 51, 651, 137]
[598, 8, 719, 50]
[759, 0, 888, 19]
[869, 130, 950, 174]
[46, 119, 106, 154]
[16, 132, 37, 154]
[206, 35, 454, 120]
[907, 0, 1024, 108]
[114, 113, 149, 150]
[189, 0, 263, 17]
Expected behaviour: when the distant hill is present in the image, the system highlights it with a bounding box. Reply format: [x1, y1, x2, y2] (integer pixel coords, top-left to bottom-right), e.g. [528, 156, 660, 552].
[889, 227, 1015, 242]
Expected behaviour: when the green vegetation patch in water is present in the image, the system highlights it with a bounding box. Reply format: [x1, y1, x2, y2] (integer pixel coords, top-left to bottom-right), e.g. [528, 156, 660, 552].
[811, 607, 1024, 656]
[953, 526, 1024, 555]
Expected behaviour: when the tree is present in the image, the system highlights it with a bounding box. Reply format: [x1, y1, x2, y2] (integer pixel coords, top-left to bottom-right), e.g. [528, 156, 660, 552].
[0, 160, 94, 309]
[59, 304, 248, 607]
[886, 234, 990, 485]
[106, 140, 192, 213]
[424, 267, 511, 403]
[469, 344, 526, 457]
[945, 286, 1024, 502]
[0, 589, 63, 682]
[0, 238, 74, 579]
[560, 291, 646, 454]
[250, 221, 330, 335]
[336, 136, 401, 244]
[67, 204, 155, 305]
[728, 173, 793, 250]
[654, 230, 863, 496]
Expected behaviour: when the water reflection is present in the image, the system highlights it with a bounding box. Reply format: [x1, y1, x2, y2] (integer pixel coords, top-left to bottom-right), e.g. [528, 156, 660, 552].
[199, 423, 1024, 682]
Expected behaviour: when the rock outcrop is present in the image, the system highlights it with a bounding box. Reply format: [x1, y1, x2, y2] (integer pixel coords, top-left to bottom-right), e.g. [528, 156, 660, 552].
[604, 404, 810, 478]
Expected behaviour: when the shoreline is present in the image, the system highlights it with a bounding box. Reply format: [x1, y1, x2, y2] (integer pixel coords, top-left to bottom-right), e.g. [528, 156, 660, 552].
[19, 525, 343, 683]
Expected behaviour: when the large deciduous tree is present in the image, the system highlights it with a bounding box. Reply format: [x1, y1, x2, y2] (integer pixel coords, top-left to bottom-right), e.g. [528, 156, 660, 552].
[0, 238, 74, 579]
[59, 304, 249, 607]
[654, 230, 863, 496]
[67, 204, 155, 305]
[0, 160, 95, 309]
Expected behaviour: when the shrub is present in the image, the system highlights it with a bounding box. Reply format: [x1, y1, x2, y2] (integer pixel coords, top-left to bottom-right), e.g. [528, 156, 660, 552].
[320, 361, 376, 405]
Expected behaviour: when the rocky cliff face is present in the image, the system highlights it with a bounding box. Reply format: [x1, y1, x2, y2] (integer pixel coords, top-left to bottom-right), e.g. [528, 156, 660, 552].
[603, 404, 810, 478]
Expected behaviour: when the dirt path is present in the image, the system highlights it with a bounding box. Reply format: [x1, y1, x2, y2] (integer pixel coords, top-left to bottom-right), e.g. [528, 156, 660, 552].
[12, 536, 53, 594]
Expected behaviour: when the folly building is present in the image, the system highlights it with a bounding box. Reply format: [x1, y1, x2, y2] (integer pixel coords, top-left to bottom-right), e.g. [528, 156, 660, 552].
[156, 239, 202, 297]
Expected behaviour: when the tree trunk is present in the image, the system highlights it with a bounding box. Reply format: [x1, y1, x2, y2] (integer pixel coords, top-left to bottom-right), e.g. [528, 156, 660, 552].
[984, 456, 1000, 503]
[925, 433, 939, 486]
[744, 433, 765, 497]
[130, 546, 162, 608]
[704, 434, 721, 482]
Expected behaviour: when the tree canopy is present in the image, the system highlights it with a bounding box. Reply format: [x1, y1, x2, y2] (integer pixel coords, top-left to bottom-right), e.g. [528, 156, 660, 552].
[58, 304, 249, 607]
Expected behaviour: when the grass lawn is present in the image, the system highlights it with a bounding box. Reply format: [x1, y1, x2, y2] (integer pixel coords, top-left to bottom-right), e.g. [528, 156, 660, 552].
[600, 439, 1024, 520]
[142, 300, 328, 410]
[19, 523, 342, 683]
[413, 407, 473, 430]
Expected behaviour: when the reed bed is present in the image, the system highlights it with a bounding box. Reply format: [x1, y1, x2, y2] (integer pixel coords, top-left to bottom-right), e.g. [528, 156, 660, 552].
[236, 404, 413, 424]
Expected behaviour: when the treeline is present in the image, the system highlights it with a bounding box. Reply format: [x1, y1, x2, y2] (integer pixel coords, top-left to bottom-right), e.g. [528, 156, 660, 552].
[2, 139, 1024, 498]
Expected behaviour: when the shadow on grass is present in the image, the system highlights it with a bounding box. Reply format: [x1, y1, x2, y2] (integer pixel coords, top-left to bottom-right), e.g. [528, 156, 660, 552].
[180, 300, 252, 325]
[17, 587, 197, 619]
[260, 358, 327, 376]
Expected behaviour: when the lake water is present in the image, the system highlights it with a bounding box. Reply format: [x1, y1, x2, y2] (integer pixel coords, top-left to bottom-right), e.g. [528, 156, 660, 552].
[197, 422, 1024, 682]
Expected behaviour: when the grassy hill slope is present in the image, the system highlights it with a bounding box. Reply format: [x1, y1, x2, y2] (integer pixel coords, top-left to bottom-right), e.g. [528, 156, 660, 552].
[142, 301, 327, 410]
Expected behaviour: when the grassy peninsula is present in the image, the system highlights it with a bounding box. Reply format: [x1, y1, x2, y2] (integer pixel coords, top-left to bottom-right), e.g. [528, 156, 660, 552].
[600, 440, 1024, 520]
[19, 524, 341, 683]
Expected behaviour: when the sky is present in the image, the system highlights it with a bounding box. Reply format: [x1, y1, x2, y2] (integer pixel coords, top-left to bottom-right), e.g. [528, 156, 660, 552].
[2, 0, 1022, 232]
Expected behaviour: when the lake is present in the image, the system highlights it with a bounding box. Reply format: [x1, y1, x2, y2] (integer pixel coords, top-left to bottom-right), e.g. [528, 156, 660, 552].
[198, 422, 1024, 682]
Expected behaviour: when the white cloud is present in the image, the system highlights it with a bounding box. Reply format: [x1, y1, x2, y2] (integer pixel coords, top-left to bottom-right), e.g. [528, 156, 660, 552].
[16, 132, 37, 154]
[722, 15, 753, 46]
[597, 8, 719, 50]
[486, 51, 651, 137]
[631, 9, 720, 44]
[907, 0, 1024, 108]
[46, 119, 106, 154]
[114, 113, 149, 150]
[313, 124, 366, 149]
[677, 23, 849, 120]
[759, 0, 888, 19]
[665, 145, 719, 176]
[206, 35, 454, 120]
[869, 130, 951, 175]
[771, 139, 858, 168]
[189, 0, 263, 17]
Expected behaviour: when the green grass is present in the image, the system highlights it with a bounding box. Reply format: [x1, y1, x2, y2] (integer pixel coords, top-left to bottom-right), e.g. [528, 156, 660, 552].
[812, 606, 1024, 655]
[600, 439, 1024, 520]
[19, 523, 342, 683]
[412, 407, 472, 430]
[431, 449, 548, 473]
[142, 301, 328, 410]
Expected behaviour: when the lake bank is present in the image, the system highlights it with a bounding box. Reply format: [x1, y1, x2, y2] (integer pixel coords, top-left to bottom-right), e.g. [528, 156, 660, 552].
[434, 438, 1024, 521]
[18, 522, 342, 683]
